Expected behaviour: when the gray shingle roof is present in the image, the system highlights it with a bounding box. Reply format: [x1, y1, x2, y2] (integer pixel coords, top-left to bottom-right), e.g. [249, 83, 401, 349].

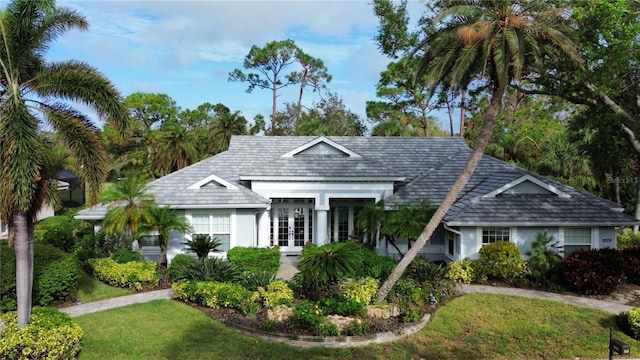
[75, 135, 639, 226]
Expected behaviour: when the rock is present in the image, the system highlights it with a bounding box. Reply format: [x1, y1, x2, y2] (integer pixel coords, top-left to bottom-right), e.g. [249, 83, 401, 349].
[366, 304, 400, 319]
[266, 305, 293, 322]
[0, 317, 4, 335]
[327, 315, 359, 331]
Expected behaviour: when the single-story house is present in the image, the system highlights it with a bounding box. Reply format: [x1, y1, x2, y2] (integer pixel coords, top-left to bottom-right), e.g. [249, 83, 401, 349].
[76, 136, 638, 263]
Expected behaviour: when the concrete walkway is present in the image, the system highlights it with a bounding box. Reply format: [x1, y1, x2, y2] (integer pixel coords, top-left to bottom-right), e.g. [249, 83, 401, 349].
[60, 259, 635, 317]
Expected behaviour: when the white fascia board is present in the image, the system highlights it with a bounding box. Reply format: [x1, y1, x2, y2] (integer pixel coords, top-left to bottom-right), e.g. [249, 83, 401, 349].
[482, 174, 570, 199]
[172, 203, 268, 209]
[445, 221, 640, 227]
[251, 181, 395, 192]
[74, 214, 105, 220]
[280, 136, 362, 158]
[187, 174, 239, 190]
[240, 176, 404, 182]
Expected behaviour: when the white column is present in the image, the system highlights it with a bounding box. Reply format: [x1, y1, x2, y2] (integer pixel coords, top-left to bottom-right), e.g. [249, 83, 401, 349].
[257, 209, 270, 248]
[316, 209, 328, 246]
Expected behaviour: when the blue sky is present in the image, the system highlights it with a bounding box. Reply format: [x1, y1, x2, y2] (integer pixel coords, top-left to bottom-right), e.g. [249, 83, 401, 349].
[48, 0, 447, 132]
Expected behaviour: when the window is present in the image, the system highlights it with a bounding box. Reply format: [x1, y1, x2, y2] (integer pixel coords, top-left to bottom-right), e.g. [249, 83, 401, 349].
[564, 227, 591, 257]
[447, 232, 455, 256]
[190, 213, 231, 252]
[482, 227, 510, 244]
[1, 223, 7, 234]
[139, 235, 159, 247]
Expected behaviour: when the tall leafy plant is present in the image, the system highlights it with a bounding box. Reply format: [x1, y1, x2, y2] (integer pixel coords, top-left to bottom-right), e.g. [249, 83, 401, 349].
[298, 242, 361, 286]
[183, 234, 222, 260]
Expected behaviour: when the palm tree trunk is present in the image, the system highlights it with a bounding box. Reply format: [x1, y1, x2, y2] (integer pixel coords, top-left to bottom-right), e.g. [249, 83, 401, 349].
[375, 85, 504, 302]
[459, 90, 466, 137]
[634, 181, 640, 233]
[14, 211, 32, 328]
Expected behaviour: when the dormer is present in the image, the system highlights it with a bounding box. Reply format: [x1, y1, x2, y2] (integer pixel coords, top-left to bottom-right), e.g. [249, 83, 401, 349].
[482, 174, 570, 198]
[187, 174, 239, 190]
[281, 137, 362, 158]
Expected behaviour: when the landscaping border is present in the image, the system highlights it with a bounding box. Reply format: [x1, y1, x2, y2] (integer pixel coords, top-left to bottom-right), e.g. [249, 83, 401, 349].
[221, 313, 431, 348]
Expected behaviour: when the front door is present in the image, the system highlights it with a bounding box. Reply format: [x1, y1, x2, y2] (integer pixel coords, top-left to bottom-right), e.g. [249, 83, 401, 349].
[273, 204, 313, 252]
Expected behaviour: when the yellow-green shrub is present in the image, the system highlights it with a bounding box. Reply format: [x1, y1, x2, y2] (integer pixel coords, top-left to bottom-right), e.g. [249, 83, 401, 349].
[256, 279, 294, 307]
[340, 277, 379, 305]
[172, 280, 258, 314]
[445, 258, 476, 284]
[629, 308, 640, 338]
[0, 307, 83, 360]
[476, 241, 530, 282]
[88, 257, 158, 291]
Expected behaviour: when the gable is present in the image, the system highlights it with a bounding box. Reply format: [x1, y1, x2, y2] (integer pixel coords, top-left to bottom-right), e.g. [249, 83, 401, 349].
[280, 136, 361, 158]
[499, 180, 554, 196]
[483, 174, 570, 199]
[187, 174, 239, 190]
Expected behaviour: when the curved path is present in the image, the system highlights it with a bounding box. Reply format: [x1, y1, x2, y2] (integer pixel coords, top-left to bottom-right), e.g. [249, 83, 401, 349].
[59, 284, 633, 318]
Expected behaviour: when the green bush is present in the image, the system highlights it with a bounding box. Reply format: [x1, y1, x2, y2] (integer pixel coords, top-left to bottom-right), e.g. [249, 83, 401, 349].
[339, 277, 379, 305]
[387, 278, 425, 313]
[0, 307, 83, 360]
[617, 229, 640, 249]
[111, 248, 141, 263]
[173, 257, 241, 283]
[346, 320, 370, 336]
[476, 241, 529, 282]
[298, 242, 361, 287]
[74, 230, 119, 264]
[352, 247, 397, 281]
[88, 257, 158, 291]
[318, 295, 366, 317]
[445, 258, 476, 284]
[240, 270, 274, 292]
[168, 254, 197, 282]
[36, 215, 78, 253]
[293, 300, 324, 329]
[256, 279, 294, 307]
[1, 243, 79, 312]
[228, 246, 281, 276]
[172, 280, 258, 315]
[526, 231, 563, 287]
[404, 257, 446, 283]
[315, 322, 340, 337]
[618, 307, 640, 340]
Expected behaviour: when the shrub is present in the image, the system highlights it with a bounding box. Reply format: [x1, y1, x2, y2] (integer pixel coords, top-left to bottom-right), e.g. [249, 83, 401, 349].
[256, 279, 294, 307]
[0, 307, 83, 360]
[445, 258, 476, 284]
[172, 280, 258, 315]
[404, 257, 446, 283]
[240, 270, 274, 292]
[346, 320, 370, 336]
[352, 247, 397, 281]
[35, 256, 80, 306]
[562, 248, 623, 295]
[526, 231, 563, 287]
[618, 307, 640, 340]
[168, 254, 197, 282]
[111, 248, 141, 263]
[298, 241, 361, 286]
[74, 230, 119, 264]
[36, 215, 78, 253]
[1, 243, 79, 311]
[293, 300, 324, 329]
[315, 322, 340, 337]
[183, 234, 222, 260]
[402, 306, 421, 323]
[617, 229, 640, 249]
[387, 278, 425, 314]
[621, 248, 640, 285]
[227, 246, 281, 276]
[318, 295, 366, 317]
[476, 241, 529, 282]
[88, 257, 158, 291]
[423, 279, 455, 304]
[173, 257, 242, 283]
[339, 277, 379, 305]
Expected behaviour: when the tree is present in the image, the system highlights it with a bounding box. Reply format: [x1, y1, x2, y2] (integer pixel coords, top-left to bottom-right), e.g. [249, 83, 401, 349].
[0, 0, 128, 327]
[123, 92, 179, 131]
[295, 52, 331, 122]
[101, 176, 155, 260]
[153, 120, 201, 176]
[207, 104, 247, 154]
[228, 39, 301, 129]
[139, 205, 191, 266]
[294, 93, 366, 136]
[375, 0, 582, 302]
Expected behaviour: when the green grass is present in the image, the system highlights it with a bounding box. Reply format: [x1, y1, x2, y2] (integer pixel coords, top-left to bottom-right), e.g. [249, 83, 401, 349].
[76, 269, 134, 303]
[75, 293, 640, 359]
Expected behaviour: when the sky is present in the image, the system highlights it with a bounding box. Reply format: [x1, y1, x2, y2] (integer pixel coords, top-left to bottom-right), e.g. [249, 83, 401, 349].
[44, 0, 447, 133]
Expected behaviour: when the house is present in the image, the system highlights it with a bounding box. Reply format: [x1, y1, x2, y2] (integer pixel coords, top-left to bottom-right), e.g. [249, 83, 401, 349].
[75, 136, 638, 263]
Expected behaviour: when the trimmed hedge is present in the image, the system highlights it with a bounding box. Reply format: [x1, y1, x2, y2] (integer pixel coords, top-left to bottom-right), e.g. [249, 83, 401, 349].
[445, 258, 476, 284]
[1, 243, 79, 312]
[88, 257, 158, 291]
[0, 307, 83, 360]
[172, 280, 258, 315]
[168, 254, 197, 282]
[475, 241, 529, 282]
[562, 248, 623, 295]
[227, 247, 281, 276]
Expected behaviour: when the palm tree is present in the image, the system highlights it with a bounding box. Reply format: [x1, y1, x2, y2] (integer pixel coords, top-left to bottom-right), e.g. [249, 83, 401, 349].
[375, 0, 582, 301]
[0, 0, 128, 327]
[139, 205, 192, 266]
[207, 105, 247, 154]
[101, 176, 155, 259]
[153, 120, 200, 176]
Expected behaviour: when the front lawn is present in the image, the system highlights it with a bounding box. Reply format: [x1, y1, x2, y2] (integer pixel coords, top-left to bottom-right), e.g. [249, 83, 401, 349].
[76, 269, 134, 303]
[75, 293, 639, 359]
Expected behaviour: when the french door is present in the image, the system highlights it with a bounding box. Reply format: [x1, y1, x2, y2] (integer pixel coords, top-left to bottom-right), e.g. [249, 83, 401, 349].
[272, 204, 313, 252]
